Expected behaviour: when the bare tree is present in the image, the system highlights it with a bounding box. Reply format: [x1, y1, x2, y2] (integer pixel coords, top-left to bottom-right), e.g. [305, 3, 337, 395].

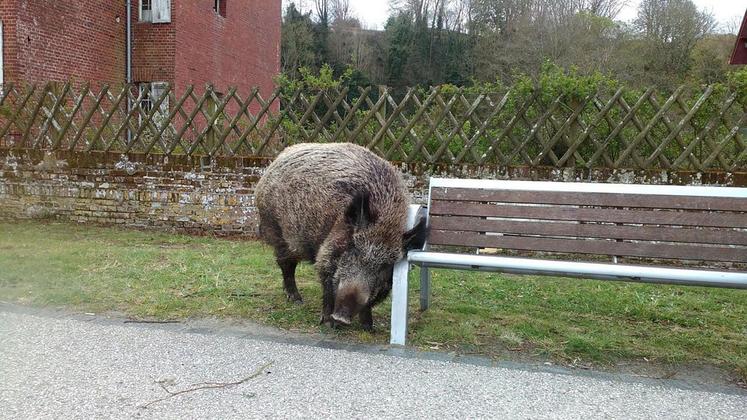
[389, 0, 436, 24]
[315, 0, 329, 25]
[331, 0, 352, 23]
[722, 14, 743, 35]
[579, 0, 627, 20]
[633, 0, 716, 87]
[634, 0, 715, 43]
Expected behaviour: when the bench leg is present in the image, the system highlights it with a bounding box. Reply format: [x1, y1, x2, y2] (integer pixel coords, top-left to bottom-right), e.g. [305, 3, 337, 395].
[419, 266, 431, 311]
[389, 258, 410, 346]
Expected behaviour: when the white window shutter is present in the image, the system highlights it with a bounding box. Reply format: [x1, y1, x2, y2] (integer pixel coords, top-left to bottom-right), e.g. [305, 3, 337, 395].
[153, 0, 171, 23]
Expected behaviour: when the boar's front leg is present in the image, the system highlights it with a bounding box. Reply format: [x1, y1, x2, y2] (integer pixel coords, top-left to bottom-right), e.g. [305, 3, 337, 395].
[321, 278, 335, 327]
[316, 239, 343, 328]
[317, 265, 336, 327]
[359, 305, 373, 332]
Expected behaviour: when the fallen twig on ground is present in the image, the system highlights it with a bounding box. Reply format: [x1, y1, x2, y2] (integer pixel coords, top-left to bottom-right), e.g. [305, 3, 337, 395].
[124, 319, 180, 324]
[140, 361, 274, 408]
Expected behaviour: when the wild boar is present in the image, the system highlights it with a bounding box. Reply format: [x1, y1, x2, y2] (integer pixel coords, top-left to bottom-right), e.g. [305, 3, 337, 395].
[255, 143, 426, 331]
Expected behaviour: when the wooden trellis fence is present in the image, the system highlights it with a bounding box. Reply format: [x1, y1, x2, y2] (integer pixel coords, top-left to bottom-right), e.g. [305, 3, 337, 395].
[1, 81, 745, 171]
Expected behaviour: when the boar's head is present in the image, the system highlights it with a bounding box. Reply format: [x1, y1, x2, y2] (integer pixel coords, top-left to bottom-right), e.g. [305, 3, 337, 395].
[330, 192, 427, 326]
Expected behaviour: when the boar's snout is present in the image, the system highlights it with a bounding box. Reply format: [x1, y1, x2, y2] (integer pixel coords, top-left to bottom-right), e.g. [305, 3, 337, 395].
[332, 281, 370, 326]
[331, 311, 352, 326]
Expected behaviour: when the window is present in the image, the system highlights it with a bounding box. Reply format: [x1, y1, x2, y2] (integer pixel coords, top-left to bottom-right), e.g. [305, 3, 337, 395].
[214, 0, 227, 18]
[139, 82, 170, 126]
[139, 0, 152, 22]
[140, 0, 170, 23]
[151, 82, 169, 114]
[139, 83, 153, 113]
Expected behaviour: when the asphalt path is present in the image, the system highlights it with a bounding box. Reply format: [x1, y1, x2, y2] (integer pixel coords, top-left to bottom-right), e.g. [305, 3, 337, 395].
[1, 305, 745, 419]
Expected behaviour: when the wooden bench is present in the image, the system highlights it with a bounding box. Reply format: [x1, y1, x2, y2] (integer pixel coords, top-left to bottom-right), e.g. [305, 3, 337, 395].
[390, 178, 747, 345]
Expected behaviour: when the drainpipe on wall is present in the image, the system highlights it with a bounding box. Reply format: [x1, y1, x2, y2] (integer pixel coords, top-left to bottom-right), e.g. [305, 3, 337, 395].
[126, 0, 133, 145]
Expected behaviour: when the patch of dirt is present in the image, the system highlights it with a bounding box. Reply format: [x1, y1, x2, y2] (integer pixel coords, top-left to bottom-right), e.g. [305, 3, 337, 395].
[610, 360, 744, 387]
[438, 338, 746, 390]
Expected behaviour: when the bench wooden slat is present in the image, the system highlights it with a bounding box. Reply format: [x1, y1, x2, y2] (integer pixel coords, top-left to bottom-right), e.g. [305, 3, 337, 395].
[430, 200, 747, 228]
[431, 187, 747, 212]
[429, 215, 747, 246]
[428, 230, 747, 263]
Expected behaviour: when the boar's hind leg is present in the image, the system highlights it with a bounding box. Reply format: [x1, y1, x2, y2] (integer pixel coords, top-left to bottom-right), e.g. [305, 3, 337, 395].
[260, 214, 303, 304]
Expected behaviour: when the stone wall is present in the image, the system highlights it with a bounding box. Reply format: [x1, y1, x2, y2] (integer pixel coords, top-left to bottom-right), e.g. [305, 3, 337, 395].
[1, 148, 744, 237]
[0, 149, 270, 236]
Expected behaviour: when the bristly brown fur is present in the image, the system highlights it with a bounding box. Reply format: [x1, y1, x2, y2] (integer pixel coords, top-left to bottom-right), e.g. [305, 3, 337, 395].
[255, 143, 426, 330]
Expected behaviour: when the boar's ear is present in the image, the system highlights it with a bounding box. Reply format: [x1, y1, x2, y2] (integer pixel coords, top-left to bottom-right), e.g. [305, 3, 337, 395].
[402, 217, 428, 251]
[345, 192, 376, 229]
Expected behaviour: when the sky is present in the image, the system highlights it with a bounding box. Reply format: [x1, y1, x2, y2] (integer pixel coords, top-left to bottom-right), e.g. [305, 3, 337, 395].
[286, 0, 744, 32]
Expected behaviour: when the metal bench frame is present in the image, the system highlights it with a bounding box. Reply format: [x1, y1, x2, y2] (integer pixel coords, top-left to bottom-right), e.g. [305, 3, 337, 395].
[390, 178, 747, 346]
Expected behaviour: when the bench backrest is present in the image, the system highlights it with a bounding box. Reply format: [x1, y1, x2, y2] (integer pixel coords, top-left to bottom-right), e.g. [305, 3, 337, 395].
[426, 178, 747, 265]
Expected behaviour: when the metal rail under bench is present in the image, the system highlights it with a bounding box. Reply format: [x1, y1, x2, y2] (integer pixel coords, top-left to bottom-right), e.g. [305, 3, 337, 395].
[390, 178, 747, 346]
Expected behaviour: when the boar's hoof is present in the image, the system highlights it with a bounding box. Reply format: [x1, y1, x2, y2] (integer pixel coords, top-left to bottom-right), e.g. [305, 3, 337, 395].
[360, 308, 373, 332]
[319, 314, 335, 328]
[286, 292, 303, 305]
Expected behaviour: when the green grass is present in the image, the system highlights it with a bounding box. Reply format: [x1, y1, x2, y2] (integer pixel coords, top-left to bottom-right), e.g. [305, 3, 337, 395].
[1, 220, 745, 380]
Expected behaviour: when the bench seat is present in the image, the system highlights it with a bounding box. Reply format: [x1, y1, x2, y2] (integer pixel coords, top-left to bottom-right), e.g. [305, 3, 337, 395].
[408, 251, 747, 289]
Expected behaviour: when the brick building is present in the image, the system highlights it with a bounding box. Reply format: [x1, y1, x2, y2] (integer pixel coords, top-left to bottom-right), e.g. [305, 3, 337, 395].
[0, 0, 281, 99]
[730, 9, 747, 65]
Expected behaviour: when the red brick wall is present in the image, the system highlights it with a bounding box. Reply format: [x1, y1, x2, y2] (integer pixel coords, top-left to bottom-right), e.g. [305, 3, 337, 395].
[3, 0, 126, 84]
[0, 0, 19, 83]
[131, 0, 175, 84]
[1, 0, 280, 98]
[174, 0, 281, 104]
